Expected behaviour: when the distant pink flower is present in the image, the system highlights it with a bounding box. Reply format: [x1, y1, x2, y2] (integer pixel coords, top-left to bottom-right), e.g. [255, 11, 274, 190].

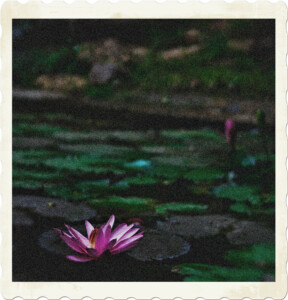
[225, 119, 237, 150]
[54, 215, 144, 262]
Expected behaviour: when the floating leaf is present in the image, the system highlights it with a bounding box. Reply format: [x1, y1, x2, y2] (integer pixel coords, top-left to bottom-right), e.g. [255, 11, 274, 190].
[226, 244, 275, 270]
[184, 168, 225, 182]
[230, 203, 253, 215]
[173, 263, 264, 281]
[161, 129, 222, 142]
[13, 209, 34, 226]
[13, 168, 60, 181]
[13, 123, 66, 137]
[226, 221, 274, 246]
[127, 229, 190, 261]
[213, 185, 261, 205]
[241, 155, 256, 167]
[157, 215, 236, 239]
[13, 150, 54, 166]
[13, 137, 56, 149]
[156, 203, 208, 214]
[89, 196, 154, 214]
[58, 144, 132, 155]
[124, 159, 151, 169]
[13, 195, 97, 221]
[125, 176, 158, 185]
[13, 180, 43, 190]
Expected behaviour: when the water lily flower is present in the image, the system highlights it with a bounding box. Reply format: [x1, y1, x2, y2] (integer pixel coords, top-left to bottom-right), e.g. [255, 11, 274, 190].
[225, 119, 237, 150]
[54, 215, 144, 262]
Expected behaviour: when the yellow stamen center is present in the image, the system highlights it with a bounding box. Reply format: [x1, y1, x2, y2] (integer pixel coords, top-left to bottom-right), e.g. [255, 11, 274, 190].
[89, 228, 98, 249]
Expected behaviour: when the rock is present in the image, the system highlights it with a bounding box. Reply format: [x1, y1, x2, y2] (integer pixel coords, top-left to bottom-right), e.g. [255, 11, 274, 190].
[127, 229, 190, 261]
[13, 209, 34, 226]
[162, 45, 201, 60]
[35, 75, 88, 92]
[226, 221, 275, 246]
[13, 195, 97, 222]
[227, 39, 254, 52]
[184, 29, 201, 44]
[131, 47, 148, 59]
[157, 215, 236, 239]
[89, 63, 120, 85]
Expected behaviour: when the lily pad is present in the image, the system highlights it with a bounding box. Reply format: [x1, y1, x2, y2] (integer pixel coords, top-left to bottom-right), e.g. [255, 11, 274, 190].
[13, 123, 67, 137]
[213, 185, 261, 205]
[13, 149, 54, 166]
[89, 196, 154, 214]
[13, 195, 96, 222]
[172, 263, 264, 281]
[124, 160, 152, 170]
[44, 156, 108, 173]
[13, 168, 60, 181]
[38, 229, 75, 256]
[184, 168, 225, 182]
[155, 203, 208, 214]
[13, 209, 34, 226]
[226, 244, 275, 270]
[58, 144, 132, 155]
[13, 137, 56, 149]
[157, 215, 236, 238]
[13, 180, 43, 190]
[125, 176, 158, 185]
[226, 221, 274, 246]
[161, 129, 222, 142]
[127, 229, 190, 261]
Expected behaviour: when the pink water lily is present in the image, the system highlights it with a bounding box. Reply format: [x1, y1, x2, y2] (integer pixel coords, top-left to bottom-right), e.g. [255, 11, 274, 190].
[54, 215, 144, 262]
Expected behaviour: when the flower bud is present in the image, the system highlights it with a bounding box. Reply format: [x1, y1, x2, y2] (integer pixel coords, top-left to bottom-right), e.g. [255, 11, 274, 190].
[225, 119, 237, 150]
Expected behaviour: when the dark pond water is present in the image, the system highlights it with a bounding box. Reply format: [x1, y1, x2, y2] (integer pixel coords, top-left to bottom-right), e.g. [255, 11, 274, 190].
[12, 107, 275, 282]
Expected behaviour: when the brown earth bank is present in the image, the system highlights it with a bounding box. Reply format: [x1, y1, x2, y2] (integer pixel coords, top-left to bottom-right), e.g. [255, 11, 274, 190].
[13, 89, 275, 131]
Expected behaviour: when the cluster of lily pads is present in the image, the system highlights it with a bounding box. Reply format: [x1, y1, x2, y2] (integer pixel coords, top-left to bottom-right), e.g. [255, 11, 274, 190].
[13, 112, 275, 281]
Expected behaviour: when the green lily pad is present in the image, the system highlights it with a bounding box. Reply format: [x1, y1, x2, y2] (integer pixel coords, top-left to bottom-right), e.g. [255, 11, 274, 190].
[89, 196, 154, 214]
[172, 263, 264, 281]
[226, 244, 275, 271]
[124, 160, 152, 170]
[184, 168, 225, 182]
[125, 176, 158, 185]
[213, 185, 261, 205]
[161, 129, 222, 142]
[44, 156, 108, 173]
[13, 123, 67, 137]
[155, 203, 208, 214]
[13, 168, 60, 181]
[58, 144, 133, 155]
[13, 180, 43, 190]
[13, 149, 55, 166]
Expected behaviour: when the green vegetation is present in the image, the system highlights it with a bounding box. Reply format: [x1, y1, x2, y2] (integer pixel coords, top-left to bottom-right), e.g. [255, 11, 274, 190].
[173, 244, 274, 281]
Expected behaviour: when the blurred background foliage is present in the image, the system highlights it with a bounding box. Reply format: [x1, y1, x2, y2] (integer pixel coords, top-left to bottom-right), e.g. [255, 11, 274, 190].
[13, 19, 275, 100]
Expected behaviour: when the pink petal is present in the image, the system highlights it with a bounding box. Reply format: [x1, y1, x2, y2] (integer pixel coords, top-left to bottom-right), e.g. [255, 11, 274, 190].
[106, 215, 115, 229]
[94, 227, 107, 255]
[85, 220, 94, 237]
[113, 227, 140, 246]
[59, 234, 87, 254]
[65, 224, 89, 248]
[54, 228, 71, 238]
[110, 241, 139, 255]
[66, 255, 96, 262]
[111, 232, 143, 253]
[111, 223, 134, 241]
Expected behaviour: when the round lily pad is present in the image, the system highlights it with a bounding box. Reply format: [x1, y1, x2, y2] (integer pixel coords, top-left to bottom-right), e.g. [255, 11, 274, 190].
[38, 229, 73, 256]
[127, 229, 190, 261]
[157, 215, 236, 238]
[59, 144, 132, 155]
[13, 195, 96, 222]
[226, 221, 274, 246]
[13, 209, 34, 226]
